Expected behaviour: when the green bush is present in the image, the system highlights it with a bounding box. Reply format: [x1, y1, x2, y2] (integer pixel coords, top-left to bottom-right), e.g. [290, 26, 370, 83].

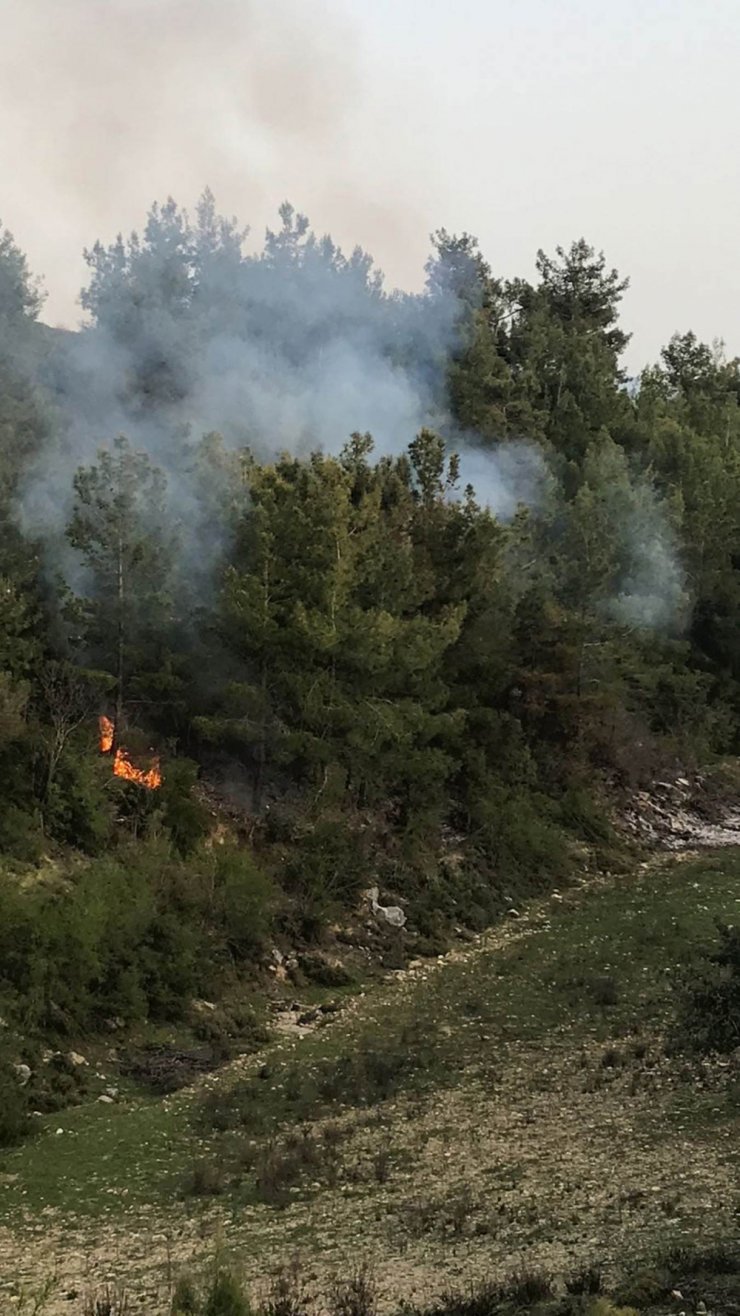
[214, 848, 278, 958]
[44, 749, 113, 853]
[471, 786, 570, 896]
[0, 802, 43, 863]
[0, 844, 211, 1034]
[558, 786, 615, 846]
[172, 1275, 200, 1314]
[0, 1053, 30, 1146]
[673, 922, 740, 1054]
[203, 1269, 251, 1316]
[160, 759, 211, 857]
[280, 819, 368, 939]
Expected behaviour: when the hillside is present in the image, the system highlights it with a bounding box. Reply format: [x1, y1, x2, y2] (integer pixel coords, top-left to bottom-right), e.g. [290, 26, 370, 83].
[1, 846, 738, 1313]
[1, 193, 740, 1316]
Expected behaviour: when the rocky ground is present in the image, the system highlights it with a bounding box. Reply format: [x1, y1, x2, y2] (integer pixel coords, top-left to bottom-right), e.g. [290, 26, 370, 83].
[623, 772, 740, 851]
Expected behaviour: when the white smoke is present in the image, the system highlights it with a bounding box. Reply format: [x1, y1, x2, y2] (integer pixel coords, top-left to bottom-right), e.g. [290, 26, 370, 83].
[18, 195, 542, 554]
[609, 497, 688, 632]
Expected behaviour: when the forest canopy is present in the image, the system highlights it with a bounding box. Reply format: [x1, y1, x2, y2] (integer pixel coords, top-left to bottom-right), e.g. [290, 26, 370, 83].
[0, 192, 738, 939]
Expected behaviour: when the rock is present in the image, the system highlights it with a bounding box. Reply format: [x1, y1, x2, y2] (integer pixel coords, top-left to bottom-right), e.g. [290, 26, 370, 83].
[67, 1051, 88, 1067]
[55, 1127, 64, 1135]
[507, 908, 520, 918]
[192, 999, 216, 1014]
[104, 1086, 119, 1100]
[12, 1063, 31, 1087]
[365, 886, 407, 927]
[98, 1094, 115, 1104]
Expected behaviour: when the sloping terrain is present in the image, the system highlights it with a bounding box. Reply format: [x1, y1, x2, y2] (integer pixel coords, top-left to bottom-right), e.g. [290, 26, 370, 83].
[0, 851, 738, 1313]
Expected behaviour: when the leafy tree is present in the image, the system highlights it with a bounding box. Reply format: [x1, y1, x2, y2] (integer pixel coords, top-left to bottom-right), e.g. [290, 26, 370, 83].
[66, 436, 178, 735]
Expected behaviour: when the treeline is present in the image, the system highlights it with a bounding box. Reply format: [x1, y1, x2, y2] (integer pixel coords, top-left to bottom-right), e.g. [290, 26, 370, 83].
[0, 198, 739, 1030]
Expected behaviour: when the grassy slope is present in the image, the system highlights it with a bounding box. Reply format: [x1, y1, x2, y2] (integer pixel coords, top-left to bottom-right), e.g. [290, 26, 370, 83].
[0, 851, 738, 1311]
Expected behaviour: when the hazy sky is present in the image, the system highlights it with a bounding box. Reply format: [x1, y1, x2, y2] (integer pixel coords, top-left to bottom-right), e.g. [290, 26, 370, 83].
[1, 0, 738, 371]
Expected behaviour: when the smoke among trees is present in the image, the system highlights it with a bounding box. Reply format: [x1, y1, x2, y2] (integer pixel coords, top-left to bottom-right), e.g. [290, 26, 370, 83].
[0, 192, 739, 927]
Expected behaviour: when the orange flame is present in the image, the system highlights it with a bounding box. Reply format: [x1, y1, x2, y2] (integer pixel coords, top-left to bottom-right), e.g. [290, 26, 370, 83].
[111, 746, 162, 790]
[98, 715, 162, 790]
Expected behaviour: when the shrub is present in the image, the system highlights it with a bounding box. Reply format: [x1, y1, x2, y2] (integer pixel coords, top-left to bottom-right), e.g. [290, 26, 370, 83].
[503, 1270, 553, 1306]
[297, 953, 354, 988]
[0, 802, 43, 863]
[44, 748, 113, 854]
[473, 787, 569, 894]
[613, 1268, 671, 1308]
[558, 787, 615, 846]
[590, 974, 620, 1007]
[331, 1267, 377, 1316]
[0, 1054, 30, 1146]
[184, 1158, 227, 1198]
[566, 1265, 604, 1295]
[203, 1268, 251, 1316]
[254, 1128, 340, 1206]
[280, 819, 369, 940]
[263, 1264, 310, 1316]
[587, 1302, 638, 1316]
[172, 1275, 200, 1314]
[214, 848, 278, 959]
[673, 922, 740, 1054]
[83, 1286, 131, 1315]
[159, 759, 211, 857]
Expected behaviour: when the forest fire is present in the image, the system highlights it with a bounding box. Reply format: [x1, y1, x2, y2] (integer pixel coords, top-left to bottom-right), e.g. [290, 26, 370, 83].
[98, 716, 162, 790]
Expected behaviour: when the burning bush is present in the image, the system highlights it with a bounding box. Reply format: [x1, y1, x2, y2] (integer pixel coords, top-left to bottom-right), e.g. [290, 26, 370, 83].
[98, 715, 162, 790]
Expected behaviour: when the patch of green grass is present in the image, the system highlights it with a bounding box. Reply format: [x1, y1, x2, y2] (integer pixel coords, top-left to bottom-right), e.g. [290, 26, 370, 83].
[0, 1094, 191, 1218]
[1, 850, 738, 1226]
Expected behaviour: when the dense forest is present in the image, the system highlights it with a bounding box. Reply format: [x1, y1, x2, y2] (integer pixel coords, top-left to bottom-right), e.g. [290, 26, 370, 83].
[0, 192, 739, 1071]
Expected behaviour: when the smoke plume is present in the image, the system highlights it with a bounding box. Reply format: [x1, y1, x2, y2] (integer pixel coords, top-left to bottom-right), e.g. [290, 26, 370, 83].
[18, 193, 540, 582]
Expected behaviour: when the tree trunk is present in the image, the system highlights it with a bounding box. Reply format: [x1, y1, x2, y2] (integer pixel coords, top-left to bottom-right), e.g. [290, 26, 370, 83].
[253, 657, 267, 813]
[115, 533, 125, 745]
